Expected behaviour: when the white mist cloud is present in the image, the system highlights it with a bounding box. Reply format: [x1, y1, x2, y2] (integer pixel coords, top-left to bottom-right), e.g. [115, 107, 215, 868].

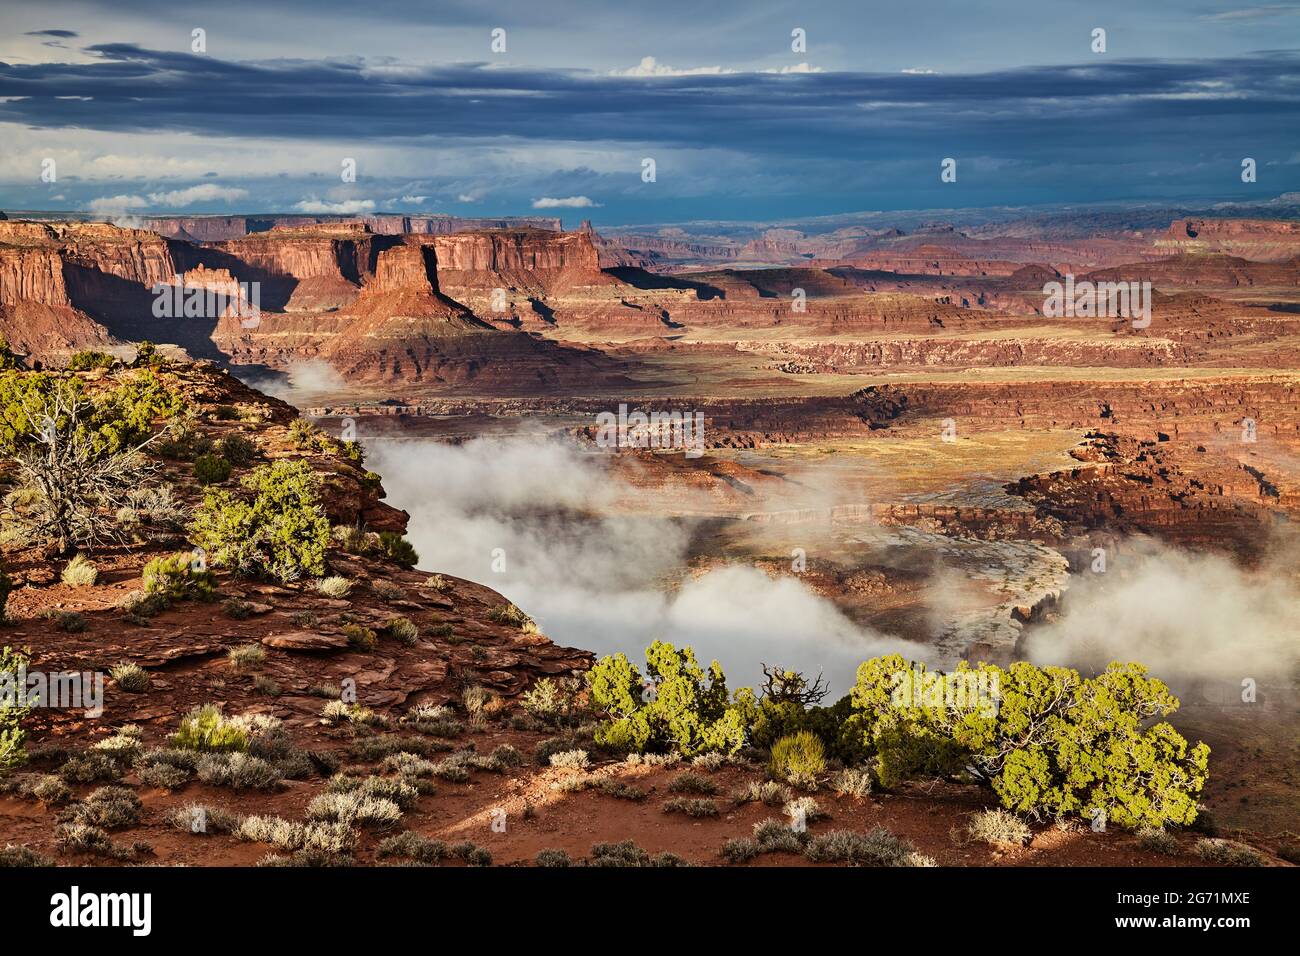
[233, 361, 346, 405]
[612, 56, 736, 77]
[147, 183, 249, 206]
[85, 194, 148, 216]
[531, 195, 601, 209]
[1021, 538, 1300, 685]
[346, 426, 1300, 700]
[764, 63, 824, 74]
[366, 435, 921, 695]
[294, 198, 377, 214]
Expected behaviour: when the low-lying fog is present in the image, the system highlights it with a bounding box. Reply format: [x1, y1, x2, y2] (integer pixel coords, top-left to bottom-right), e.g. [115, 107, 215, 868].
[364, 433, 1300, 698]
[366, 435, 919, 695]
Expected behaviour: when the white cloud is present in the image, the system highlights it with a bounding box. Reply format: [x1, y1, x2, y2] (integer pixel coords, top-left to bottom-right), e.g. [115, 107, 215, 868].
[764, 63, 823, 74]
[532, 195, 601, 209]
[901, 68, 939, 75]
[457, 190, 486, 203]
[293, 198, 377, 214]
[398, 194, 427, 204]
[612, 56, 735, 77]
[146, 183, 249, 206]
[367, 436, 922, 696]
[85, 194, 149, 215]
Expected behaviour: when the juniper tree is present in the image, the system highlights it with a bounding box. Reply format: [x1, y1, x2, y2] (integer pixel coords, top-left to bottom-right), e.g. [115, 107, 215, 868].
[3, 380, 164, 554]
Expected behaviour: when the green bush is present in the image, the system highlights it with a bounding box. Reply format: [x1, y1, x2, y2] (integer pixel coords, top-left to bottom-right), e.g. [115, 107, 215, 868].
[142, 552, 216, 600]
[66, 350, 115, 372]
[377, 531, 419, 568]
[583, 643, 1210, 832]
[343, 624, 377, 652]
[0, 646, 31, 769]
[315, 576, 352, 598]
[190, 460, 330, 582]
[193, 454, 232, 486]
[587, 640, 754, 756]
[0, 368, 183, 459]
[846, 656, 1210, 829]
[217, 433, 256, 466]
[288, 418, 318, 449]
[171, 705, 250, 753]
[667, 772, 717, 795]
[487, 603, 537, 631]
[131, 341, 167, 368]
[156, 423, 211, 461]
[386, 616, 419, 646]
[521, 677, 583, 727]
[109, 662, 152, 693]
[0, 337, 20, 371]
[769, 730, 826, 787]
[96, 368, 186, 452]
[60, 554, 98, 586]
[736, 668, 868, 768]
[223, 598, 255, 620]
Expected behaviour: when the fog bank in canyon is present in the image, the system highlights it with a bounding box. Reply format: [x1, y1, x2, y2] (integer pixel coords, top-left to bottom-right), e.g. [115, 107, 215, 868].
[365, 433, 1300, 697]
[366, 435, 921, 695]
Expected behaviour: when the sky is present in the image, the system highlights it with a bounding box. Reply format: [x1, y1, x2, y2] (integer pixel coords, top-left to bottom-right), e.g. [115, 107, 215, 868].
[1, 0, 1298, 226]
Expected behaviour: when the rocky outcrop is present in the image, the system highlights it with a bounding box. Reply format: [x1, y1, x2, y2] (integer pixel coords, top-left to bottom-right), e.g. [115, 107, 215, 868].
[206, 238, 630, 389]
[0, 220, 185, 355]
[1085, 253, 1300, 288]
[196, 224, 383, 313]
[1006, 430, 1295, 559]
[3, 359, 593, 754]
[0, 244, 70, 306]
[840, 244, 1025, 277]
[736, 336, 1195, 372]
[437, 229, 593, 272]
[1158, 218, 1300, 262]
[0, 229, 114, 356]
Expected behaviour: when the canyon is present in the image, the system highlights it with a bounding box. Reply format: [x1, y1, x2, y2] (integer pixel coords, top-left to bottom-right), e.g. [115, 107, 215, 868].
[0, 204, 1297, 866]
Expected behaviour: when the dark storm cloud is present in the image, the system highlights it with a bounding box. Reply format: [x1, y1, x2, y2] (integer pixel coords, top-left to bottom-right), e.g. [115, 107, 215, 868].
[23, 30, 79, 38]
[1, 44, 1297, 161]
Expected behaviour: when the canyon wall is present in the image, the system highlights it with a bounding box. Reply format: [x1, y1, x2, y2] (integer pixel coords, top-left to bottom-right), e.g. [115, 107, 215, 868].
[1157, 218, 1300, 262]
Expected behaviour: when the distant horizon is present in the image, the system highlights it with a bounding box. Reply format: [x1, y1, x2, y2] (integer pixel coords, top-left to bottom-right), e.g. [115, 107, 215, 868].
[6, 190, 1300, 235]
